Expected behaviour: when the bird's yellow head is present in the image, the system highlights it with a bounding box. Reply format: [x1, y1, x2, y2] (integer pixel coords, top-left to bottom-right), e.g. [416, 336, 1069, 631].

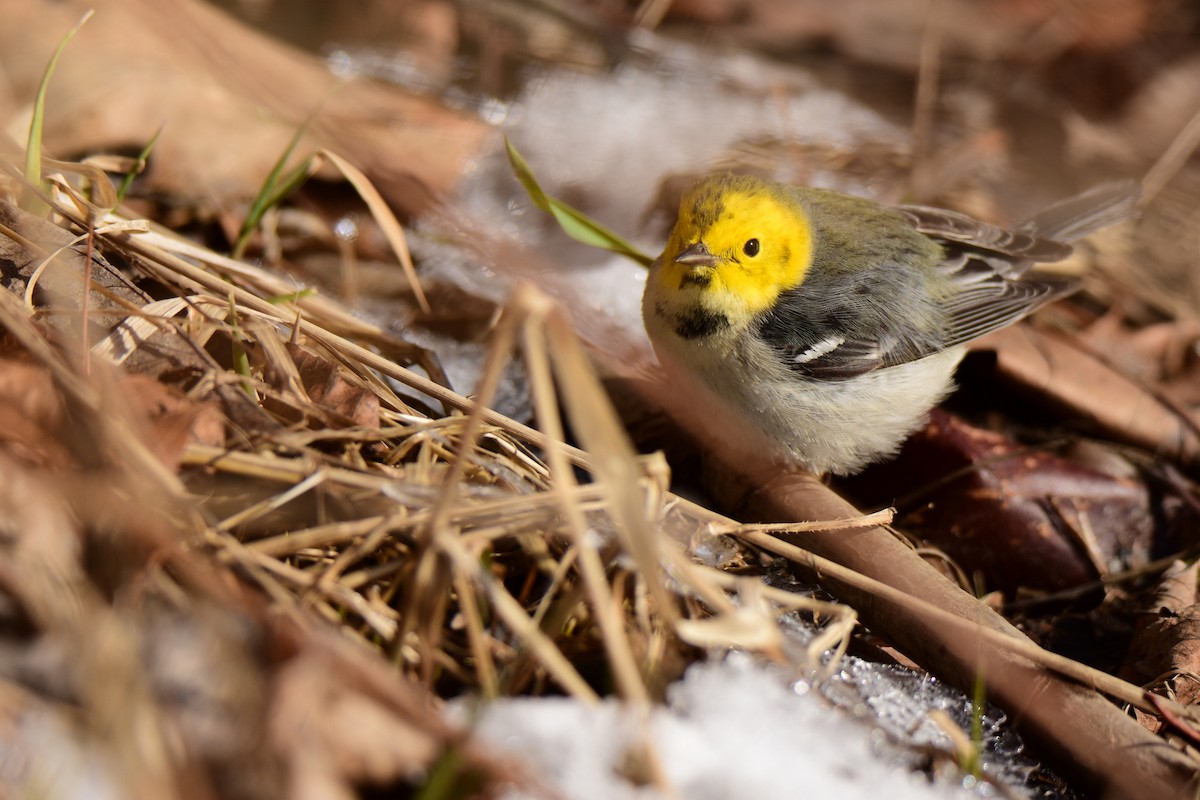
[651, 174, 814, 338]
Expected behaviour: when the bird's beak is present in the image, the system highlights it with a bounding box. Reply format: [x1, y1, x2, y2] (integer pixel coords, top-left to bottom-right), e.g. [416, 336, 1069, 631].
[674, 241, 718, 267]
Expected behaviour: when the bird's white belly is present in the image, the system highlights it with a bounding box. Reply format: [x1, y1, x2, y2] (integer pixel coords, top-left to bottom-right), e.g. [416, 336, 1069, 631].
[647, 319, 965, 475]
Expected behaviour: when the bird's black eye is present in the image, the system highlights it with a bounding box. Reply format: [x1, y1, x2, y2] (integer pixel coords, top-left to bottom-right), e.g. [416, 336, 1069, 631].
[743, 238, 760, 257]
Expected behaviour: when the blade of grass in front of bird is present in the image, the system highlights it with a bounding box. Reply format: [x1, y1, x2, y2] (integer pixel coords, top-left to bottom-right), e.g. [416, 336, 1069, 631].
[23, 10, 94, 215]
[115, 124, 164, 206]
[504, 137, 653, 268]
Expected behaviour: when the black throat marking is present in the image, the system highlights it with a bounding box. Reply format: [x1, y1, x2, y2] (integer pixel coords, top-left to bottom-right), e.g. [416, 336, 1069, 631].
[662, 303, 731, 340]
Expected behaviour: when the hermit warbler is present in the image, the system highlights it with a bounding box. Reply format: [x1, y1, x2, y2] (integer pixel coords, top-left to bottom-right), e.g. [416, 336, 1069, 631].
[642, 174, 1137, 475]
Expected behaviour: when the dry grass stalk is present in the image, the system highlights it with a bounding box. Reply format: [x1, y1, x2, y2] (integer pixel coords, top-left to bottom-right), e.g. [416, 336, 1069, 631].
[0, 155, 874, 795]
[7, 147, 1200, 797]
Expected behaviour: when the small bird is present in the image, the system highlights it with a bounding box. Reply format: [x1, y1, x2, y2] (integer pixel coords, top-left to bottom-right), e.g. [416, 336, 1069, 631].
[641, 174, 1137, 475]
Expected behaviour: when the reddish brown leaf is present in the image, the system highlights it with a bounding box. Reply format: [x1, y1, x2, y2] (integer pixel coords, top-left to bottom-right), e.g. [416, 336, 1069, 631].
[289, 345, 381, 429]
[119, 374, 226, 470]
[849, 409, 1158, 594]
[0, 358, 69, 469]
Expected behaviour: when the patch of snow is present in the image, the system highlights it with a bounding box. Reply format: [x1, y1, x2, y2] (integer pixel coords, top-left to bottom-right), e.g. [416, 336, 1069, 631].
[454, 654, 1028, 800]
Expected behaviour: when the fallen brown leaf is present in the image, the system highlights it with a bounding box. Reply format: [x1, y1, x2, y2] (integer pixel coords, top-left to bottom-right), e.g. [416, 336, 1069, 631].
[848, 408, 1155, 594]
[120, 373, 226, 468]
[287, 344, 382, 429]
[0, 0, 492, 217]
[980, 325, 1200, 469]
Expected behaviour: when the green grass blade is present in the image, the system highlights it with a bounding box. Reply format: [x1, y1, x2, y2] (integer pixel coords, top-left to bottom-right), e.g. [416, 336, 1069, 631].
[413, 744, 486, 800]
[505, 136, 653, 268]
[266, 288, 316, 305]
[230, 156, 316, 261]
[965, 666, 986, 779]
[225, 293, 256, 399]
[234, 116, 318, 259]
[22, 9, 94, 215]
[262, 157, 318, 213]
[115, 124, 164, 205]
